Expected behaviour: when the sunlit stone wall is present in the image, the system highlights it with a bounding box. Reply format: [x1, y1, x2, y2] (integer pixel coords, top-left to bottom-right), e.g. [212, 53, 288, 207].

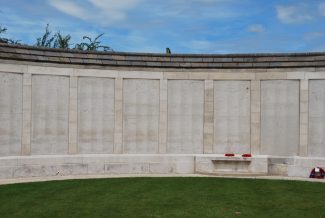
[213, 81, 251, 154]
[78, 77, 115, 154]
[0, 61, 324, 159]
[309, 80, 325, 157]
[31, 75, 69, 155]
[123, 79, 160, 154]
[0, 72, 22, 156]
[260, 80, 300, 156]
[167, 80, 204, 154]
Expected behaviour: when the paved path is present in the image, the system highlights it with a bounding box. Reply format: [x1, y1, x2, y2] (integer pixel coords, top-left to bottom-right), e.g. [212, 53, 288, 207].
[0, 174, 325, 185]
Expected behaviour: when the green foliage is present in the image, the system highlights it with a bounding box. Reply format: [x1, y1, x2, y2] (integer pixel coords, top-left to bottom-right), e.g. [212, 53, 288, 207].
[74, 33, 113, 51]
[35, 24, 112, 51]
[36, 25, 72, 49]
[0, 26, 7, 35]
[0, 26, 20, 44]
[2, 24, 113, 51]
[0, 26, 7, 43]
[36, 24, 56, 48]
[53, 32, 71, 49]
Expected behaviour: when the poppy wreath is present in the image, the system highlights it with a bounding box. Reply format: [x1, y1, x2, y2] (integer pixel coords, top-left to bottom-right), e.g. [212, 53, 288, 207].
[309, 167, 325, 179]
[242, 154, 252, 157]
[225, 153, 235, 157]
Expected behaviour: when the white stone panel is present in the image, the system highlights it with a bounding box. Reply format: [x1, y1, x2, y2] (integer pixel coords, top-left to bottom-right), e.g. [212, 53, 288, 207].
[168, 80, 204, 153]
[31, 75, 69, 154]
[261, 80, 300, 156]
[214, 81, 250, 154]
[309, 80, 325, 157]
[123, 79, 160, 153]
[195, 154, 268, 175]
[0, 154, 195, 179]
[0, 72, 22, 156]
[78, 77, 115, 154]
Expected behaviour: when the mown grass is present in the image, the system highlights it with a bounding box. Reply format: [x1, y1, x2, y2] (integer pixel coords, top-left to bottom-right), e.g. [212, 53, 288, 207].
[0, 177, 324, 218]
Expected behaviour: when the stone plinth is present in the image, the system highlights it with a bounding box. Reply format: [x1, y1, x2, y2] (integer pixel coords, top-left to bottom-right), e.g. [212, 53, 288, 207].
[195, 155, 268, 176]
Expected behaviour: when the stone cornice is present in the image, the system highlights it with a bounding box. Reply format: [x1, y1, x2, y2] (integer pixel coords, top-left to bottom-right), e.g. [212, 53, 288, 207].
[1, 43, 325, 69]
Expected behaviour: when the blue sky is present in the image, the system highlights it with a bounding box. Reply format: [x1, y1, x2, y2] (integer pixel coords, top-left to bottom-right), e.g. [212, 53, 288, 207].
[1, 0, 325, 54]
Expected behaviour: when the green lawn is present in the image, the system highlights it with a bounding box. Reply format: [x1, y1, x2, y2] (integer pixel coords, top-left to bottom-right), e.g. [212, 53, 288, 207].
[0, 177, 324, 218]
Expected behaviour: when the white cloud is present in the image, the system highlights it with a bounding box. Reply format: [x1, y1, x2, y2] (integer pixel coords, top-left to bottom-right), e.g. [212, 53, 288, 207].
[248, 24, 264, 33]
[48, 0, 141, 26]
[48, 0, 86, 20]
[151, 0, 238, 18]
[276, 5, 313, 24]
[48, 0, 240, 27]
[319, 3, 325, 16]
[304, 32, 325, 40]
[185, 33, 311, 54]
[188, 40, 214, 52]
[88, 0, 140, 20]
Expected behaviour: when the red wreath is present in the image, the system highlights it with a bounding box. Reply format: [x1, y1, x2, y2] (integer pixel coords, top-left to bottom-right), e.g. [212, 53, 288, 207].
[242, 154, 252, 157]
[225, 153, 235, 157]
[309, 167, 325, 179]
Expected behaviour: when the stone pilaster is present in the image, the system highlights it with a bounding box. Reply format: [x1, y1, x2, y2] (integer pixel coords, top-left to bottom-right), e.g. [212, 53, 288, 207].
[299, 79, 308, 156]
[250, 80, 261, 154]
[21, 73, 32, 155]
[68, 76, 78, 154]
[159, 79, 168, 153]
[203, 80, 214, 153]
[114, 77, 123, 154]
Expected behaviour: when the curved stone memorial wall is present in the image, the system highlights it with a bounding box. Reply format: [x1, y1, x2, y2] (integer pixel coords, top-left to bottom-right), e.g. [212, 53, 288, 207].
[1, 43, 325, 179]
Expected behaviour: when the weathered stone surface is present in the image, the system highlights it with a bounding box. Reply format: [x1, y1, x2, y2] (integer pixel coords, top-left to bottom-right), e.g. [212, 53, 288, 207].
[309, 80, 325, 157]
[250, 80, 261, 155]
[31, 75, 69, 154]
[12, 164, 88, 178]
[159, 79, 168, 153]
[123, 79, 160, 153]
[3, 44, 325, 179]
[114, 78, 123, 154]
[213, 81, 251, 154]
[167, 80, 204, 153]
[299, 80, 308, 157]
[78, 77, 115, 154]
[261, 80, 300, 156]
[203, 80, 214, 154]
[1, 44, 325, 69]
[0, 167, 14, 179]
[268, 164, 288, 176]
[0, 72, 22, 156]
[195, 154, 268, 175]
[0, 154, 196, 178]
[22, 73, 32, 155]
[68, 76, 78, 154]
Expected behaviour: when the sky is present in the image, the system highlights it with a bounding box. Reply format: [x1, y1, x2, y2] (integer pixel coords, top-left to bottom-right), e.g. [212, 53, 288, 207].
[0, 0, 325, 54]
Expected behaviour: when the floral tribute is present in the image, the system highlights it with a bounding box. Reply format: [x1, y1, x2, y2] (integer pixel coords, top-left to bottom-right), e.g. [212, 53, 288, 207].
[225, 153, 235, 157]
[224, 153, 252, 157]
[309, 167, 325, 179]
[242, 154, 252, 157]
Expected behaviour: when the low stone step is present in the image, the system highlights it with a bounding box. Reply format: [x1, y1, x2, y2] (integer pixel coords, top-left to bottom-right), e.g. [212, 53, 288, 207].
[196, 171, 268, 177]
